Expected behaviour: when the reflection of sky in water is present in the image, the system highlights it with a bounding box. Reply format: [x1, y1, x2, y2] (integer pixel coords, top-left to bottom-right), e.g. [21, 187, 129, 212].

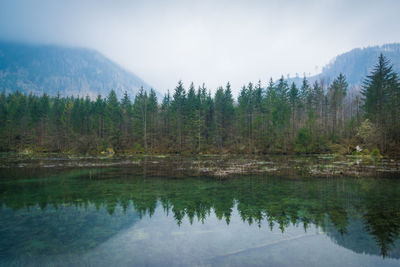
[91, 204, 399, 267]
[1, 203, 399, 267]
[1, 168, 400, 266]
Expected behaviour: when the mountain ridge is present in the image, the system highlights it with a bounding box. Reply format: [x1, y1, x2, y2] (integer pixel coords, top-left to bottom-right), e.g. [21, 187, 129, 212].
[288, 43, 400, 89]
[1, 41, 400, 98]
[0, 41, 155, 99]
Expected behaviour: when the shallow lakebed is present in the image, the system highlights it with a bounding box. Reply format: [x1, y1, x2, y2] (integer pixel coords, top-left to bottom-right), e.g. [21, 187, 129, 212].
[1, 153, 399, 178]
[1, 162, 400, 266]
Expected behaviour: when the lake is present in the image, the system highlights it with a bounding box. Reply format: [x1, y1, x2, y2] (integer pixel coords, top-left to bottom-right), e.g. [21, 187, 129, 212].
[1, 166, 400, 266]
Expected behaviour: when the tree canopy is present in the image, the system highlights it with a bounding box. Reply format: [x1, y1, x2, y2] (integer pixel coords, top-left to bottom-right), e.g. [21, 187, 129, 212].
[0, 54, 399, 155]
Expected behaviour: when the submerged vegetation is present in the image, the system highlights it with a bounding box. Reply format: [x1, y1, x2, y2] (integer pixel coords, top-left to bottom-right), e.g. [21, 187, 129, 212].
[1, 168, 400, 259]
[0, 153, 399, 178]
[0, 54, 399, 156]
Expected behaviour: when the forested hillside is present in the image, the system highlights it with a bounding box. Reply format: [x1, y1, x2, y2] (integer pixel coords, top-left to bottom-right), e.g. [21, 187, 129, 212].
[290, 43, 400, 89]
[0, 54, 399, 155]
[0, 42, 153, 99]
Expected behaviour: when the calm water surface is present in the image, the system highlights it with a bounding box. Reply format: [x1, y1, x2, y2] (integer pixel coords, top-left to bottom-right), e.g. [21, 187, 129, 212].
[1, 167, 400, 266]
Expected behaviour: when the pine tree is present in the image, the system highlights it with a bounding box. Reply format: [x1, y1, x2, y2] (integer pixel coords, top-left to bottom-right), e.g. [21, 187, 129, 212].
[328, 73, 347, 142]
[186, 82, 198, 151]
[147, 89, 158, 151]
[161, 91, 171, 150]
[264, 78, 277, 150]
[300, 77, 311, 104]
[252, 80, 264, 149]
[121, 91, 133, 147]
[223, 82, 235, 147]
[214, 86, 225, 150]
[237, 84, 253, 151]
[132, 87, 148, 152]
[362, 54, 394, 124]
[311, 80, 325, 137]
[289, 82, 299, 138]
[0, 93, 7, 150]
[204, 90, 215, 148]
[50, 92, 66, 150]
[362, 54, 400, 148]
[105, 90, 121, 149]
[196, 84, 208, 152]
[171, 81, 186, 152]
[275, 77, 290, 152]
[7, 91, 27, 148]
[93, 95, 105, 139]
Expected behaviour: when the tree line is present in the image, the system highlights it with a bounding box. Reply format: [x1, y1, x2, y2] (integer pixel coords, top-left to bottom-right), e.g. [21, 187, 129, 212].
[0, 54, 399, 155]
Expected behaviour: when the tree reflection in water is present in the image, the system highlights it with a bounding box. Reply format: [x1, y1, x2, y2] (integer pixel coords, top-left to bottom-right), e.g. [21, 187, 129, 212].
[1, 167, 400, 259]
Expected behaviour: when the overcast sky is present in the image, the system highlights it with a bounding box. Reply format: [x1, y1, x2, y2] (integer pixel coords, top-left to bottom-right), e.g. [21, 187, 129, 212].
[0, 0, 399, 95]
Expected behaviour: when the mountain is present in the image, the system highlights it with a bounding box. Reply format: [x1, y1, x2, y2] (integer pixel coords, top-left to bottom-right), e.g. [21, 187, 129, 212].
[0, 41, 154, 99]
[326, 218, 400, 259]
[289, 43, 400, 89]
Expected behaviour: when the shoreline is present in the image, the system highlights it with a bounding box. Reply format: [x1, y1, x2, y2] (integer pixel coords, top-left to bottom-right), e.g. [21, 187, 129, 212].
[1, 153, 399, 178]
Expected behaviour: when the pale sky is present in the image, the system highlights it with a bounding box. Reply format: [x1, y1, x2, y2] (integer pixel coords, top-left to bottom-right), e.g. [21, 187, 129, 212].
[0, 0, 399, 95]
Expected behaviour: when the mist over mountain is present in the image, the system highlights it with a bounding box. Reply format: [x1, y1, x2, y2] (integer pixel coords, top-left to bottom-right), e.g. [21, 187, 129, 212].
[0, 42, 154, 99]
[289, 43, 400, 89]
[1, 41, 400, 100]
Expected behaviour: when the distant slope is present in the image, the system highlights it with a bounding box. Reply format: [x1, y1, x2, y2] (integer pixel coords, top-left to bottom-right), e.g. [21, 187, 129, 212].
[289, 43, 400, 88]
[0, 42, 154, 99]
[327, 218, 400, 259]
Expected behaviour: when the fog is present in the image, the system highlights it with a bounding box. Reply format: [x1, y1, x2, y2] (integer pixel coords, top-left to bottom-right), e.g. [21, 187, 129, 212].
[1, 0, 399, 94]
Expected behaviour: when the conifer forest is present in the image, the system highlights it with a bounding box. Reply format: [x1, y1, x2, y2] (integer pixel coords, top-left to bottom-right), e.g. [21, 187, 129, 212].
[1, 54, 399, 156]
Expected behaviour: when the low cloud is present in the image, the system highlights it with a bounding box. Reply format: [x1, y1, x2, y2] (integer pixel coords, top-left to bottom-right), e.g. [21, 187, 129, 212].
[1, 0, 399, 95]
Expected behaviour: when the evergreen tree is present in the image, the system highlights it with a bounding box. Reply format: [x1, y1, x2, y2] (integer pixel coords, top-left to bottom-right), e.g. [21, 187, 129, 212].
[214, 86, 225, 150]
[186, 82, 198, 151]
[204, 90, 215, 148]
[362, 54, 400, 148]
[121, 91, 133, 147]
[171, 81, 186, 152]
[132, 87, 148, 152]
[105, 90, 121, 149]
[50, 93, 65, 150]
[223, 82, 235, 146]
[147, 89, 158, 151]
[93, 95, 105, 139]
[289, 82, 299, 138]
[328, 73, 347, 142]
[196, 84, 208, 152]
[0, 93, 7, 149]
[362, 54, 394, 124]
[264, 78, 278, 150]
[237, 84, 253, 151]
[275, 77, 290, 152]
[160, 91, 171, 150]
[300, 77, 311, 105]
[252, 80, 264, 149]
[7, 92, 27, 148]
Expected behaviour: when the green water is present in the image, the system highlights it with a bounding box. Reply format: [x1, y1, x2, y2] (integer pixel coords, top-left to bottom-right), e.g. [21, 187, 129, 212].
[1, 167, 400, 266]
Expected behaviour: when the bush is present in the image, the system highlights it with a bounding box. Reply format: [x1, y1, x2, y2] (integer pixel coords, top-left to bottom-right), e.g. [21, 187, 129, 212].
[294, 128, 313, 154]
[371, 148, 382, 159]
[133, 143, 145, 153]
[356, 119, 380, 148]
[313, 135, 329, 153]
[361, 148, 370, 156]
[329, 143, 348, 155]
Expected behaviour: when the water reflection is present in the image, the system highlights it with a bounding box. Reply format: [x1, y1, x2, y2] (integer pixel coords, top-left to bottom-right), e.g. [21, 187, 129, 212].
[1, 167, 400, 265]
